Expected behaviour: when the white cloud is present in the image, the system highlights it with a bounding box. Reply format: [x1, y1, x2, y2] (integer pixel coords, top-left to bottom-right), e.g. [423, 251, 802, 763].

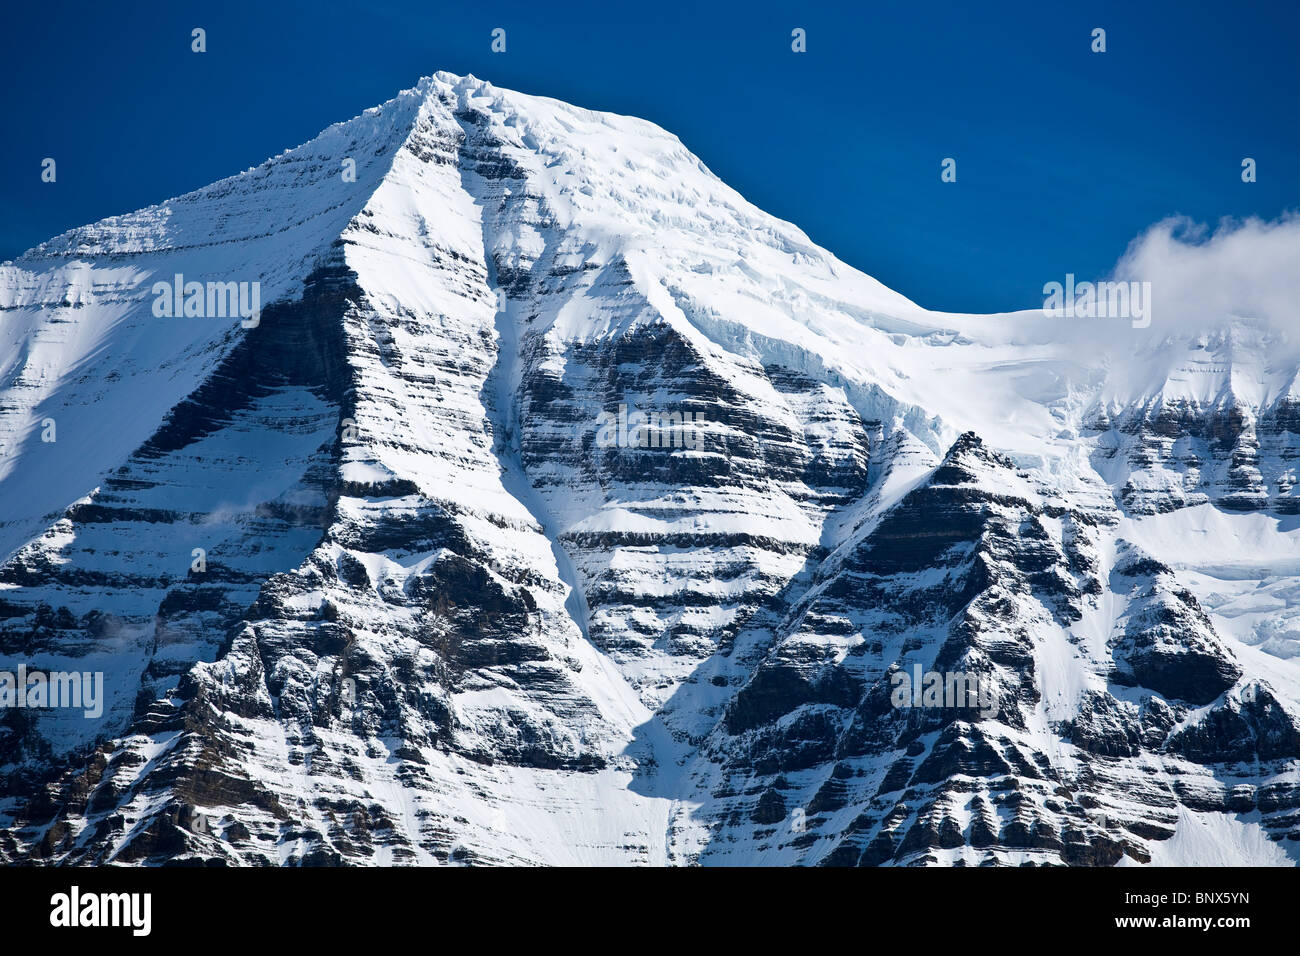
[1112, 213, 1300, 336]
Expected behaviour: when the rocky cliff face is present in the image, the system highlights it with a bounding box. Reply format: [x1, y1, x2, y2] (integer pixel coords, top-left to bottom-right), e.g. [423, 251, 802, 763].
[1089, 329, 1300, 516]
[1, 73, 1298, 866]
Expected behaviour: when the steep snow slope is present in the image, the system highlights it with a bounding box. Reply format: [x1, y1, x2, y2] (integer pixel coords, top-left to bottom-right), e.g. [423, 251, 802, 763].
[1, 72, 1298, 866]
[0, 90, 431, 563]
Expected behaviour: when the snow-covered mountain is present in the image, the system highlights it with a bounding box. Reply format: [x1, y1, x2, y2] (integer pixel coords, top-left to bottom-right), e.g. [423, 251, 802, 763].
[2, 72, 1299, 865]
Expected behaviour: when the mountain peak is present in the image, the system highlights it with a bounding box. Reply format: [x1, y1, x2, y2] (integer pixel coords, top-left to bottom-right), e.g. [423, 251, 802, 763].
[3, 76, 1300, 867]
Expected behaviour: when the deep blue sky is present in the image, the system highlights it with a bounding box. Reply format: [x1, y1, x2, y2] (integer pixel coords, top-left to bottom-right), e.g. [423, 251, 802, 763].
[2, 0, 1296, 313]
